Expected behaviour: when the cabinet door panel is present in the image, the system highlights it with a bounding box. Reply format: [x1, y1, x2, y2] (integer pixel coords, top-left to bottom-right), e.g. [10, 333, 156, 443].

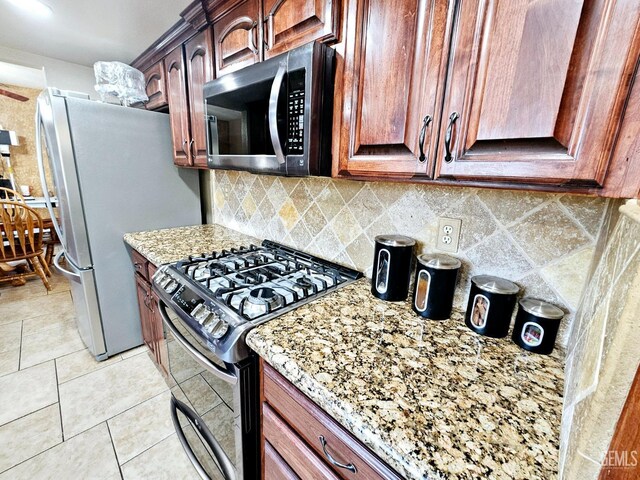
[185, 28, 215, 168]
[213, 0, 261, 77]
[165, 46, 192, 166]
[335, 0, 453, 178]
[143, 60, 168, 111]
[436, 0, 640, 186]
[134, 274, 153, 352]
[263, 0, 340, 59]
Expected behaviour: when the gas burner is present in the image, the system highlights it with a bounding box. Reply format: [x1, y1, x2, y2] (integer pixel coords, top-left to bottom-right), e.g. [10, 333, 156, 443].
[242, 287, 285, 318]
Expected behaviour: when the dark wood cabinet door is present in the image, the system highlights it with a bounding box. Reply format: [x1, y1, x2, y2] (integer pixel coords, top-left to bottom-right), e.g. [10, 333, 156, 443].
[263, 0, 340, 59]
[213, 0, 261, 77]
[165, 45, 192, 166]
[134, 274, 154, 352]
[185, 28, 215, 168]
[143, 60, 168, 111]
[435, 0, 640, 186]
[148, 290, 169, 376]
[335, 0, 453, 179]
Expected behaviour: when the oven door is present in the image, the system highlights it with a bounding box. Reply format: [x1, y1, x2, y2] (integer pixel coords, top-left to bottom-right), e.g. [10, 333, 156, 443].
[158, 301, 246, 480]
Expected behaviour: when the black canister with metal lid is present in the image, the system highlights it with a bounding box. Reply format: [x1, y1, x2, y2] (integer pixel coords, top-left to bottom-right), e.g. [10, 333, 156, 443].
[371, 235, 415, 301]
[512, 297, 564, 354]
[465, 275, 520, 338]
[412, 253, 461, 320]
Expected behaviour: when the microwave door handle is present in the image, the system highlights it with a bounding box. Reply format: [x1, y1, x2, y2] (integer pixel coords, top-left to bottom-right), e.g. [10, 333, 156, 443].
[206, 115, 219, 156]
[268, 64, 287, 165]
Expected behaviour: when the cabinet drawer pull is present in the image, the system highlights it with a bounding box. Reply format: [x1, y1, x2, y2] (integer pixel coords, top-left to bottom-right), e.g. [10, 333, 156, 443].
[319, 436, 357, 474]
[134, 262, 142, 271]
[444, 112, 459, 163]
[189, 138, 196, 159]
[418, 114, 432, 163]
[181, 138, 189, 157]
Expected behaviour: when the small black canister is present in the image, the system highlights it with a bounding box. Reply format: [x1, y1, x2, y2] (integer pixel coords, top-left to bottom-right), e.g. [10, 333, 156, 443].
[512, 298, 564, 354]
[412, 253, 461, 320]
[371, 235, 415, 301]
[465, 275, 520, 338]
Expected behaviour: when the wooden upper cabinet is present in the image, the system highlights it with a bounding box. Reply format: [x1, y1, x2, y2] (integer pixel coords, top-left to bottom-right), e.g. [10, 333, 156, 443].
[212, 0, 261, 77]
[435, 0, 640, 186]
[165, 46, 192, 166]
[335, 0, 454, 179]
[143, 60, 168, 111]
[185, 28, 215, 167]
[263, 0, 340, 59]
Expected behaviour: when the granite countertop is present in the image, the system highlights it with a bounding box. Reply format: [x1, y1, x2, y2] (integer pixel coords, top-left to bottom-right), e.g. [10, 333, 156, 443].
[123, 223, 564, 479]
[247, 278, 564, 480]
[123, 224, 259, 265]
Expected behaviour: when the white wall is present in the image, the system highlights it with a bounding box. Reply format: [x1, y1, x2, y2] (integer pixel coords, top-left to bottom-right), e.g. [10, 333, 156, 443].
[0, 45, 96, 97]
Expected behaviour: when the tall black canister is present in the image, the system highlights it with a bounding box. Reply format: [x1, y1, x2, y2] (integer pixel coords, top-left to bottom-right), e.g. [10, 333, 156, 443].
[465, 275, 520, 337]
[371, 235, 415, 301]
[412, 253, 461, 319]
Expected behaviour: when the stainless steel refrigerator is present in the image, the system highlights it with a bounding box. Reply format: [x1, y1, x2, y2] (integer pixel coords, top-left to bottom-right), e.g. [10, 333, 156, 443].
[35, 88, 201, 360]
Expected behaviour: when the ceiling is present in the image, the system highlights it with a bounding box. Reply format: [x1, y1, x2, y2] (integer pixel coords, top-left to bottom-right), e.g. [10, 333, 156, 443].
[0, 0, 193, 67]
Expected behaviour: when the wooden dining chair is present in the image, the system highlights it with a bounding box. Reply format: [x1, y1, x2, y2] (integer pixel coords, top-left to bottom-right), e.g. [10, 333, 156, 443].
[0, 187, 25, 202]
[0, 201, 52, 290]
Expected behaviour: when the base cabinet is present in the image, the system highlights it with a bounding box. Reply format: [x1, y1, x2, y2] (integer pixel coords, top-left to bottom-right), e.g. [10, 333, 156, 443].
[131, 249, 169, 376]
[261, 360, 401, 480]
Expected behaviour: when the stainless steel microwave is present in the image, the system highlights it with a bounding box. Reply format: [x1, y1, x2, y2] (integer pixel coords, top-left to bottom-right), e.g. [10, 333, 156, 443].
[203, 42, 334, 176]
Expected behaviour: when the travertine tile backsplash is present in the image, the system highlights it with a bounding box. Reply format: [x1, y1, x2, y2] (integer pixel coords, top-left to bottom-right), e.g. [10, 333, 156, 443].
[209, 170, 611, 347]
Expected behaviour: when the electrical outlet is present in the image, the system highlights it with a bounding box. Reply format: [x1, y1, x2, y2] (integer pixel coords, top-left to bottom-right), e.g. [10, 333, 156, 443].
[436, 217, 462, 253]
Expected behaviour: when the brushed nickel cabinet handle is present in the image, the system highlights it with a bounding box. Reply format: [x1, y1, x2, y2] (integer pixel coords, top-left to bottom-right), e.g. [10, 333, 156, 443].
[189, 138, 196, 159]
[319, 436, 357, 473]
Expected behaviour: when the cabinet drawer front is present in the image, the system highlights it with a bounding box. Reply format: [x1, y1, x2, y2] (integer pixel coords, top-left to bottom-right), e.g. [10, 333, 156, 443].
[263, 363, 400, 480]
[130, 249, 149, 281]
[264, 404, 340, 480]
[265, 441, 299, 480]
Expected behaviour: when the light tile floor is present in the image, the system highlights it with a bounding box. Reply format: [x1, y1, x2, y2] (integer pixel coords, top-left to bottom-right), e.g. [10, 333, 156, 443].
[0, 272, 202, 479]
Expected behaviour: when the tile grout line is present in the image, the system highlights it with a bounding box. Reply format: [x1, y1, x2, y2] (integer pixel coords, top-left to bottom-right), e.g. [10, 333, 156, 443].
[17, 320, 23, 372]
[54, 358, 65, 442]
[105, 422, 125, 479]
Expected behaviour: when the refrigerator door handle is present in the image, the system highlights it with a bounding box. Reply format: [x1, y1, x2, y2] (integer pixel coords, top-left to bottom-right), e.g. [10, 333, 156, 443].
[54, 250, 81, 280]
[35, 100, 65, 245]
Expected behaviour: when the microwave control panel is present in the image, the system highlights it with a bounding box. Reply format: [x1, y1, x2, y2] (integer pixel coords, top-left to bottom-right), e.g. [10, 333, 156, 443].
[287, 71, 305, 155]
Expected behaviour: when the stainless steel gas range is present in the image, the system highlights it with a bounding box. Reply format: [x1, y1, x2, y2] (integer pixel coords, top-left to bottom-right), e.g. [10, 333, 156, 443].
[152, 240, 362, 480]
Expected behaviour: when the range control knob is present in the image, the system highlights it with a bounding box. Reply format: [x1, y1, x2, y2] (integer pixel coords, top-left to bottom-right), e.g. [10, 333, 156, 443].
[206, 317, 229, 339]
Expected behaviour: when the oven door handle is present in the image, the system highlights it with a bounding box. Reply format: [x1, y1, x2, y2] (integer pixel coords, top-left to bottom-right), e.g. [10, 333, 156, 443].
[158, 300, 238, 386]
[268, 63, 287, 165]
[171, 395, 237, 480]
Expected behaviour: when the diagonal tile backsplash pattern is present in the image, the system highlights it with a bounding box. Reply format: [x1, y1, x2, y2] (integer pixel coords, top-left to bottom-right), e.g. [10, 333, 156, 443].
[210, 171, 611, 348]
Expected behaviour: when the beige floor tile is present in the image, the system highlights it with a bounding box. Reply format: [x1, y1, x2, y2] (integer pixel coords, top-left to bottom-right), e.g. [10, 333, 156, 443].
[0, 291, 74, 326]
[55, 348, 122, 384]
[120, 344, 148, 359]
[60, 353, 168, 438]
[0, 361, 57, 426]
[21, 310, 76, 337]
[0, 422, 120, 480]
[108, 391, 174, 465]
[0, 349, 20, 377]
[0, 404, 62, 473]
[20, 320, 85, 369]
[0, 321, 21, 354]
[121, 433, 199, 480]
[181, 374, 223, 416]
